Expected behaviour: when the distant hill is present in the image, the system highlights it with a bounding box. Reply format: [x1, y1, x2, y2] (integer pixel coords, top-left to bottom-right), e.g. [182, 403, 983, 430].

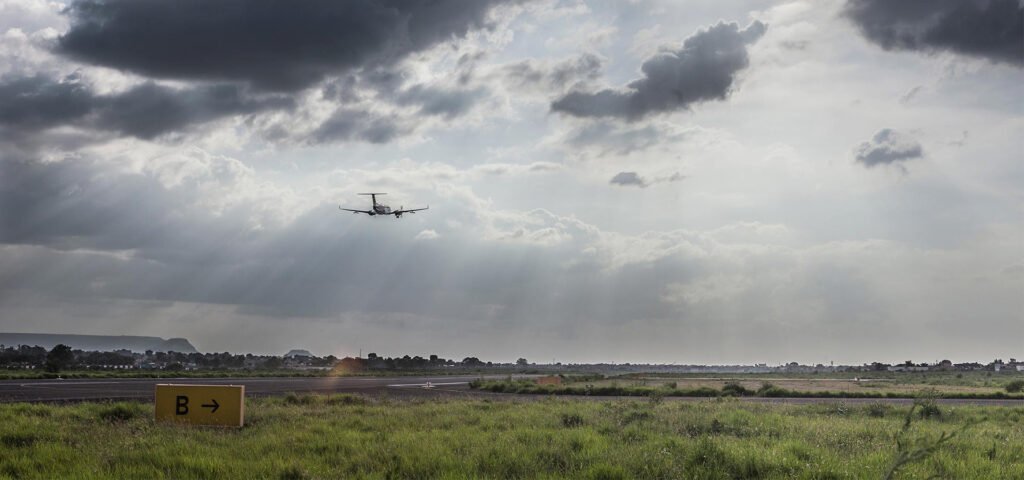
[0, 333, 197, 353]
[284, 349, 314, 358]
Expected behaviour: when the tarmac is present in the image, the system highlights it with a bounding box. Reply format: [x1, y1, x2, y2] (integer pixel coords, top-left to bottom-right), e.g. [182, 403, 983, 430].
[1, 376, 1022, 406]
[0, 375, 489, 403]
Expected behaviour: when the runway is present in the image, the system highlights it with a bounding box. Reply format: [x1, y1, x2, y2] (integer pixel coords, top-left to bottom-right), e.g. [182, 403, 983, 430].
[1, 376, 1022, 406]
[0, 375, 491, 403]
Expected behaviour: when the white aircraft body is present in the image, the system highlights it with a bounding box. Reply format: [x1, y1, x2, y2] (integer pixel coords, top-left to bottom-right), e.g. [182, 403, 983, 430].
[339, 193, 429, 218]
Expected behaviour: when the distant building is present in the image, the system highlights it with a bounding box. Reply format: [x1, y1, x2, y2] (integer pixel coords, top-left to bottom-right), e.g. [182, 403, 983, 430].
[284, 349, 314, 358]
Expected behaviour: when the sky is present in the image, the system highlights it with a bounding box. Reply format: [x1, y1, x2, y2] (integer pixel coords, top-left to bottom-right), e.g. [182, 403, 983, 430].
[0, 0, 1021, 364]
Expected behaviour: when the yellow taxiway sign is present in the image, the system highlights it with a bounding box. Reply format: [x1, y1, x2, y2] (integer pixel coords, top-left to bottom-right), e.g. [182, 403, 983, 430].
[154, 384, 245, 427]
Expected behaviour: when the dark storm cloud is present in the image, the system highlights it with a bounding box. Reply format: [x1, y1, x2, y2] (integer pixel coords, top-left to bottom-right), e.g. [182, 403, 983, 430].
[0, 75, 94, 131]
[854, 129, 924, 168]
[0, 75, 292, 141]
[843, 0, 1023, 66]
[310, 108, 410, 144]
[94, 83, 293, 139]
[56, 0, 517, 91]
[550, 21, 766, 120]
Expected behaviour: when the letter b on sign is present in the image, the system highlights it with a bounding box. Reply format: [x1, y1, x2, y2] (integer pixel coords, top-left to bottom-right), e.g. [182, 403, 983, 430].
[176, 395, 189, 415]
[155, 384, 245, 427]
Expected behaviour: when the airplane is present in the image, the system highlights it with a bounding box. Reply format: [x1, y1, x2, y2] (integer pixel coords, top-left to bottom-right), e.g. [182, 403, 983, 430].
[339, 193, 429, 218]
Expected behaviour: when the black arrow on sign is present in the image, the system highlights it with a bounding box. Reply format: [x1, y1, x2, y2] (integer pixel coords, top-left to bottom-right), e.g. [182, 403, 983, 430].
[201, 399, 219, 413]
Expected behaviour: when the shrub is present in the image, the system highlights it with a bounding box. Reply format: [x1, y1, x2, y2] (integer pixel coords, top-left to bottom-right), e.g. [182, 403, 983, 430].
[586, 464, 628, 480]
[866, 403, 891, 418]
[1005, 380, 1024, 393]
[560, 413, 584, 428]
[760, 386, 792, 398]
[283, 393, 319, 405]
[687, 387, 722, 397]
[327, 394, 367, 406]
[97, 403, 141, 422]
[278, 465, 309, 480]
[917, 400, 942, 419]
[1, 432, 38, 448]
[721, 382, 753, 397]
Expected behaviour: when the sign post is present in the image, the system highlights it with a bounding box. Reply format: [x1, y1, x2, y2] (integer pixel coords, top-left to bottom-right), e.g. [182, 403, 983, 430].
[154, 384, 245, 427]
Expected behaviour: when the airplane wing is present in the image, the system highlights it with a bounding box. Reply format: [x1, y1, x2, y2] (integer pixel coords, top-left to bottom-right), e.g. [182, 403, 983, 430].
[392, 206, 429, 215]
[339, 206, 374, 215]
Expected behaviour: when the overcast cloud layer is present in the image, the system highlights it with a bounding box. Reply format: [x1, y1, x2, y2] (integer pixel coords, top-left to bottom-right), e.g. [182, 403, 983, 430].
[0, 0, 1020, 364]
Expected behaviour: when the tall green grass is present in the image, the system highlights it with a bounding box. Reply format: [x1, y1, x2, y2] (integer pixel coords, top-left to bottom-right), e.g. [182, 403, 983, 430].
[471, 378, 1024, 400]
[0, 395, 1020, 479]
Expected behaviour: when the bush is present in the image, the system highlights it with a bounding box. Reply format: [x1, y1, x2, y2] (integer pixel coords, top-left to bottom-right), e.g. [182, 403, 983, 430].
[585, 464, 628, 480]
[721, 382, 753, 397]
[917, 400, 942, 419]
[1005, 380, 1024, 393]
[1, 432, 38, 448]
[283, 393, 319, 405]
[866, 403, 891, 418]
[97, 403, 142, 422]
[686, 387, 722, 397]
[759, 386, 792, 398]
[278, 465, 309, 480]
[560, 413, 584, 428]
[327, 394, 367, 406]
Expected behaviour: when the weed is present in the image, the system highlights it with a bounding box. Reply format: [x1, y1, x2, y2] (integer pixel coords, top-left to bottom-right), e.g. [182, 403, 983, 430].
[326, 394, 367, 406]
[882, 399, 970, 480]
[278, 464, 309, 480]
[0, 432, 37, 448]
[97, 403, 142, 422]
[283, 393, 319, 405]
[916, 399, 942, 420]
[866, 402, 891, 418]
[561, 412, 585, 428]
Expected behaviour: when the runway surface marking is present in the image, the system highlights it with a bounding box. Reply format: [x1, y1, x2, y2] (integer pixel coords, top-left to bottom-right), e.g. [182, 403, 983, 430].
[387, 382, 470, 387]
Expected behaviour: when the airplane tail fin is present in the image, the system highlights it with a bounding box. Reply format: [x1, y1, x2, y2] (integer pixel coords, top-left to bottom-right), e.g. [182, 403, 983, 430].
[358, 192, 386, 206]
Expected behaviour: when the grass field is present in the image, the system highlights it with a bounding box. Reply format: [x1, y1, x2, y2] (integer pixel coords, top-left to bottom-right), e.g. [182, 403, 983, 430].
[471, 372, 1024, 400]
[1, 395, 1021, 479]
[620, 371, 1024, 390]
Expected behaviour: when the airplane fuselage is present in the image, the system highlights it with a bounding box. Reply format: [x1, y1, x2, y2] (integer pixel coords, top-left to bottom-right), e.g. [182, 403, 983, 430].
[340, 192, 427, 218]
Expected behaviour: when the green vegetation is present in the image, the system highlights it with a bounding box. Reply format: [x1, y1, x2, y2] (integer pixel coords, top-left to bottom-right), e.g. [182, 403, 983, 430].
[471, 378, 1024, 400]
[626, 370, 1024, 390]
[44, 344, 74, 373]
[0, 395, 1021, 479]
